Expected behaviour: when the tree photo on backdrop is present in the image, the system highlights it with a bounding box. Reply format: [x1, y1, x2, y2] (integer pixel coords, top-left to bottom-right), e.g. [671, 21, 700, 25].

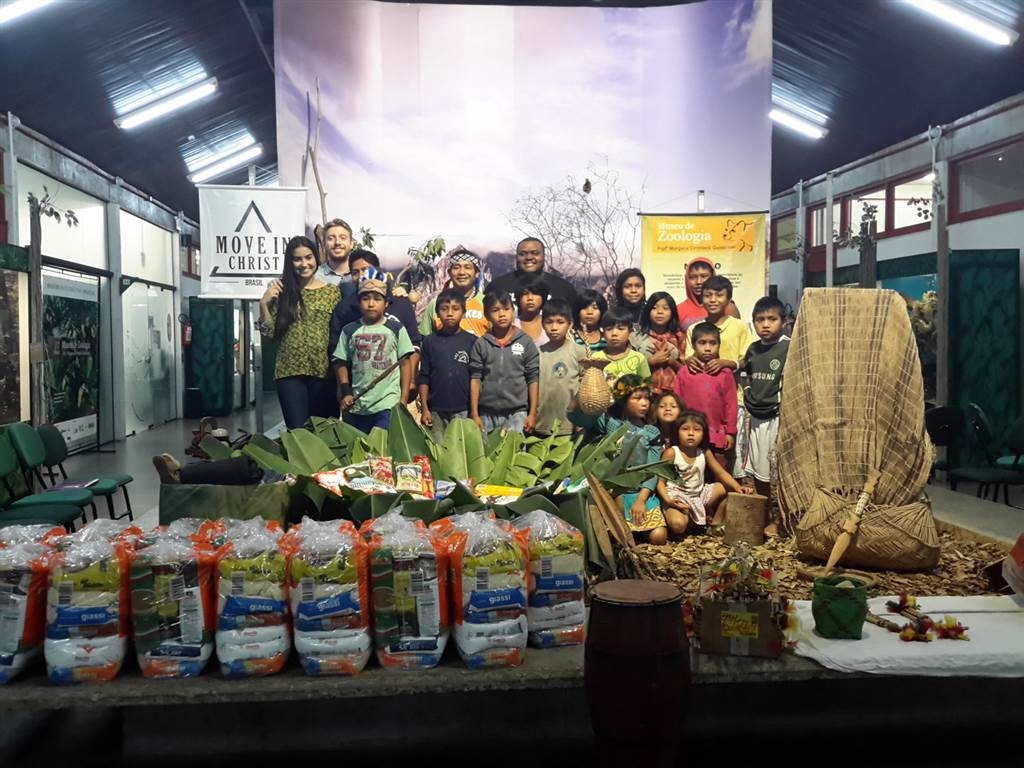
[274, 0, 771, 299]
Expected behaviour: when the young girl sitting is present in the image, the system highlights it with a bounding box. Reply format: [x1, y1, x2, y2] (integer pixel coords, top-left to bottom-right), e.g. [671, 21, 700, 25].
[572, 289, 608, 354]
[569, 375, 668, 545]
[636, 291, 685, 395]
[657, 409, 752, 538]
[651, 392, 685, 450]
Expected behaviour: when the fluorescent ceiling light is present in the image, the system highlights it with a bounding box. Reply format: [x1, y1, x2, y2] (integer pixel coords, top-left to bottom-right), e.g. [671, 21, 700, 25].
[190, 144, 263, 184]
[906, 0, 1019, 46]
[114, 77, 218, 130]
[770, 108, 828, 140]
[0, 0, 55, 25]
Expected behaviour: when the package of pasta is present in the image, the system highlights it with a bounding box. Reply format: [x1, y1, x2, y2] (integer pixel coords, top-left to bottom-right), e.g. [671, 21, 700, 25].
[130, 536, 216, 678]
[215, 527, 290, 679]
[368, 517, 449, 670]
[44, 539, 129, 684]
[287, 518, 371, 676]
[0, 542, 51, 683]
[394, 456, 434, 499]
[449, 518, 529, 668]
[512, 511, 586, 648]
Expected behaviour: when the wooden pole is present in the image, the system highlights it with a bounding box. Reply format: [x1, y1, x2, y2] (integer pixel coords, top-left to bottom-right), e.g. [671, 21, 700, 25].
[28, 207, 45, 426]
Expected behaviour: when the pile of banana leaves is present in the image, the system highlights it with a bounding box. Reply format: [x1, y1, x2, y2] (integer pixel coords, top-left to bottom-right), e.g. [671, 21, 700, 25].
[201, 405, 672, 575]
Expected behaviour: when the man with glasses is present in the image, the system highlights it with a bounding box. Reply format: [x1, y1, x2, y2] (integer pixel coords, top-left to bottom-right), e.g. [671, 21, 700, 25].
[487, 237, 577, 306]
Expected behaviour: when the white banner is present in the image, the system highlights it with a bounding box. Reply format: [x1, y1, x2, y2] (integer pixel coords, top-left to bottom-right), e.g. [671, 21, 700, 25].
[198, 185, 308, 299]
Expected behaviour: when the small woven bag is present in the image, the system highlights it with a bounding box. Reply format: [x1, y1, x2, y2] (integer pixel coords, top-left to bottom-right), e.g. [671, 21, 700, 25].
[578, 358, 612, 415]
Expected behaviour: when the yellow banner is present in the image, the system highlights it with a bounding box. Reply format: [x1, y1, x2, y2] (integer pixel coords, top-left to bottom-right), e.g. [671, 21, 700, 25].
[640, 213, 767, 321]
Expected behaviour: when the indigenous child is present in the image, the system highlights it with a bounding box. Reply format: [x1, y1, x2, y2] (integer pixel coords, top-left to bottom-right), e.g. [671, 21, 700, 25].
[613, 268, 647, 329]
[657, 409, 752, 536]
[470, 289, 540, 434]
[572, 289, 608, 354]
[651, 392, 686, 450]
[636, 291, 685, 395]
[535, 298, 586, 437]
[417, 289, 478, 439]
[682, 275, 752, 475]
[592, 307, 651, 394]
[569, 375, 667, 544]
[676, 257, 715, 331]
[515, 273, 549, 346]
[419, 248, 488, 337]
[673, 322, 737, 468]
[334, 279, 415, 433]
[739, 296, 790, 535]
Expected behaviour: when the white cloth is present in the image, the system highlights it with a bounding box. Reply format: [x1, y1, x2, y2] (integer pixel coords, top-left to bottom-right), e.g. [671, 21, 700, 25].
[794, 595, 1024, 677]
[743, 413, 779, 482]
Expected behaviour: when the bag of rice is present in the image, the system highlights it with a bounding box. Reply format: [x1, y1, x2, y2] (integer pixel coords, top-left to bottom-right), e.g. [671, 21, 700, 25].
[0, 542, 51, 683]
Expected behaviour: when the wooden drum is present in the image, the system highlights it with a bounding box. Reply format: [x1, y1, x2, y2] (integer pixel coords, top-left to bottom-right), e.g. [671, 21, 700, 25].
[584, 579, 690, 747]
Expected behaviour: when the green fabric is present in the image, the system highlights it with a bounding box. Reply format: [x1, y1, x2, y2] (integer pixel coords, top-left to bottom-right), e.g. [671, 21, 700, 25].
[159, 482, 290, 526]
[10, 488, 92, 508]
[6, 422, 47, 469]
[37, 424, 68, 465]
[264, 284, 341, 379]
[188, 299, 234, 417]
[948, 249, 1021, 468]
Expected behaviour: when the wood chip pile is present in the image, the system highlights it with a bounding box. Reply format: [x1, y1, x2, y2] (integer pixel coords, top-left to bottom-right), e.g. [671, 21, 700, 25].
[623, 532, 1009, 600]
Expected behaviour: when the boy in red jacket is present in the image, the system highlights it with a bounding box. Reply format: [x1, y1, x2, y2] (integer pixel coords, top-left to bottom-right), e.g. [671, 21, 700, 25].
[673, 321, 736, 469]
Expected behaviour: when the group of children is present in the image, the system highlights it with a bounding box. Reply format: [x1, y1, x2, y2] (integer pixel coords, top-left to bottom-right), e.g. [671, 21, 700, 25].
[333, 266, 790, 542]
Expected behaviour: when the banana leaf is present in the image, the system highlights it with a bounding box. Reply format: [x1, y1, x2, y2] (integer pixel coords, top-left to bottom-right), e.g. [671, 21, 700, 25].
[281, 429, 340, 475]
[247, 433, 282, 457]
[503, 494, 560, 518]
[511, 453, 543, 473]
[445, 481, 482, 508]
[603, 459, 677, 491]
[365, 428, 389, 457]
[487, 431, 523, 485]
[437, 418, 493, 483]
[399, 497, 455, 525]
[350, 492, 411, 525]
[293, 475, 329, 512]
[308, 417, 365, 462]
[199, 435, 232, 461]
[485, 427, 505, 455]
[244, 443, 302, 477]
[387, 404, 431, 463]
[505, 466, 538, 488]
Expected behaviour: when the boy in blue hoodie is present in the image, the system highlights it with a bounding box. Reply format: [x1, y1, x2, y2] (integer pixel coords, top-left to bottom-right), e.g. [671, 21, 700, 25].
[470, 290, 540, 434]
[418, 289, 477, 439]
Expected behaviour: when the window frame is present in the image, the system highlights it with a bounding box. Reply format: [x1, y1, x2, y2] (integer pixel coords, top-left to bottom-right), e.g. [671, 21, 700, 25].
[770, 213, 798, 262]
[949, 136, 1024, 224]
[844, 184, 889, 241]
[886, 168, 934, 236]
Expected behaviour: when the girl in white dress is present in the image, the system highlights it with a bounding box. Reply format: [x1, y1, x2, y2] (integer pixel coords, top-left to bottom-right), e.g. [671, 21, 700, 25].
[657, 409, 751, 537]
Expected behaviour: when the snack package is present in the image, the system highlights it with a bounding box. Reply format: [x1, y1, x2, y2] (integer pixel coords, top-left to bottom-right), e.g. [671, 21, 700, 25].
[287, 518, 371, 676]
[449, 518, 529, 668]
[474, 485, 524, 505]
[44, 539, 128, 684]
[314, 463, 398, 497]
[215, 527, 290, 679]
[394, 456, 435, 499]
[512, 511, 586, 648]
[366, 515, 449, 670]
[130, 536, 216, 678]
[0, 543, 51, 683]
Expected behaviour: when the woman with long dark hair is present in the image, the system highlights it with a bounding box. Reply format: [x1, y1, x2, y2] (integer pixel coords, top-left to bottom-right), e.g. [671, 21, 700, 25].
[613, 268, 646, 329]
[258, 235, 341, 429]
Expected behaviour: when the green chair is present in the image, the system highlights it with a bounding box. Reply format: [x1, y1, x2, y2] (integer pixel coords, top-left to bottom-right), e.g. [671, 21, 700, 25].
[0, 431, 86, 532]
[948, 404, 1024, 505]
[994, 416, 1024, 472]
[37, 423, 134, 521]
[1, 423, 98, 520]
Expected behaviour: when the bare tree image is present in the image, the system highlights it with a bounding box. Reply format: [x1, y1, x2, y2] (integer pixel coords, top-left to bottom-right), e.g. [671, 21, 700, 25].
[507, 159, 645, 290]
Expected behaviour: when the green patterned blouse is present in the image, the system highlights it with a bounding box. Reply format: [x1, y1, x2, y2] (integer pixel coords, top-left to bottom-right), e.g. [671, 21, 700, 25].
[261, 284, 341, 380]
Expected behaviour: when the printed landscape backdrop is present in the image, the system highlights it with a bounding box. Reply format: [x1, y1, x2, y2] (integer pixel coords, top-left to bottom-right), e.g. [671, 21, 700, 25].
[276, 0, 771, 298]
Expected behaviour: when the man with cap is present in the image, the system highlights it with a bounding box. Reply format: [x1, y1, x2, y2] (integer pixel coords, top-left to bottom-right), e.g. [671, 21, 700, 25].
[332, 278, 415, 432]
[487, 236, 577, 306]
[419, 247, 489, 337]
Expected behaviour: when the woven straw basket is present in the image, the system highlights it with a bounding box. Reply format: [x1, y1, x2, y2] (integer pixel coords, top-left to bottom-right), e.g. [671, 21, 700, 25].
[776, 288, 939, 571]
[578, 359, 612, 416]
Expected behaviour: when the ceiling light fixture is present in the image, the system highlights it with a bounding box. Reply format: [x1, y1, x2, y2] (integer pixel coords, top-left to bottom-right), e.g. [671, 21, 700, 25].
[906, 0, 1019, 46]
[114, 76, 218, 130]
[769, 108, 828, 140]
[0, 0, 55, 25]
[189, 144, 263, 184]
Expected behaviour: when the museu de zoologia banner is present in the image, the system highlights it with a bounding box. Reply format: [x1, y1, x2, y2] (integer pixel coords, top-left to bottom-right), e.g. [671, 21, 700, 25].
[275, 0, 771, 302]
